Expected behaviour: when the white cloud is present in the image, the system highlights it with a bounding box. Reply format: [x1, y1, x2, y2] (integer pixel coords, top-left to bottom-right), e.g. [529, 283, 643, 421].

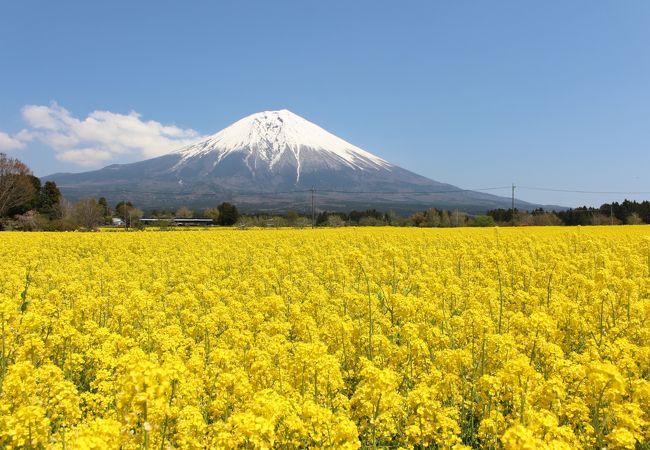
[22, 103, 73, 131]
[10, 102, 205, 167]
[57, 148, 114, 167]
[0, 131, 27, 151]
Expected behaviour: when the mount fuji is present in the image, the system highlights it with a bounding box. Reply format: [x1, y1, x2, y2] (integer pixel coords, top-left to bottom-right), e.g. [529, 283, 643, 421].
[44, 110, 539, 213]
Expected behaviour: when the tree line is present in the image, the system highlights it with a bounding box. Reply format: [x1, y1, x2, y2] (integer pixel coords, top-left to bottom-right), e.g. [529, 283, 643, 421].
[0, 153, 245, 230]
[487, 201, 650, 226]
[2, 152, 650, 230]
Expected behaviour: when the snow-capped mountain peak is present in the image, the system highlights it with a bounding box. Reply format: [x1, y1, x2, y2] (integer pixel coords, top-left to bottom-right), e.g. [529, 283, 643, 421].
[172, 109, 393, 176]
[45, 109, 537, 213]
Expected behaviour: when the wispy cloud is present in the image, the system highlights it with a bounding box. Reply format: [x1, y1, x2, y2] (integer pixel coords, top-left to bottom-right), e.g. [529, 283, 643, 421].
[1, 102, 204, 167]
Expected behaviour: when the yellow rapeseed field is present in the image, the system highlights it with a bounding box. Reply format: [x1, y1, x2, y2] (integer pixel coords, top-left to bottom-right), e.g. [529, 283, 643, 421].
[0, 226, 649, 449]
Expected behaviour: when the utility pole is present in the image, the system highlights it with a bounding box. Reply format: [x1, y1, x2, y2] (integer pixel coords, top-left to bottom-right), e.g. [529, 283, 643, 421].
[311, 187, 315, 228]
[123, 197, 127, 231]
[610, 203, 614, 225]
[512, 183, 515, 227]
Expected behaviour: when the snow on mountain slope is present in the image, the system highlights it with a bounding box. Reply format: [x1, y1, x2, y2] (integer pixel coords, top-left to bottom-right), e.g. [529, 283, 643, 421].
[171, 110, 393, 181]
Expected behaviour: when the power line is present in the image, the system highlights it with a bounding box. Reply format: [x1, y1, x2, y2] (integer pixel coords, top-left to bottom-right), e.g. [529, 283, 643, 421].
[518, 186, 650, 195]
[289, 186, 511, 195]
[511, 183, 515, 225]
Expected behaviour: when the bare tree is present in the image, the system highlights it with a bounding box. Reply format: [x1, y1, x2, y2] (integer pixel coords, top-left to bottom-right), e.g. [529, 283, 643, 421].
[74, 198, 104, 230]
[204, 207, 220, 224]
[175, 206, 194, 218]
[0, 153, 36, 217]
[627, 212, 643, 225]
[286, 209, 298, 226]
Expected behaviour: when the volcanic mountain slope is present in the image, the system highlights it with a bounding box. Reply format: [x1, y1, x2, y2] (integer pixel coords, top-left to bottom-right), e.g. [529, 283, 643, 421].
[45, 109, 539, 213]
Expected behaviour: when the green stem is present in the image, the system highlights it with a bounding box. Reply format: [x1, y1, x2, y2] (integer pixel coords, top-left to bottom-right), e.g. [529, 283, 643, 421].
[496, 261, 504, 334]
[358, 262, 373, 361]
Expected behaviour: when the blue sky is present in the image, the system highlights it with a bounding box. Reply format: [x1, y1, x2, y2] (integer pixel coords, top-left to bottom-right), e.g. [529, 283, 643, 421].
[1, 1, 649, 207]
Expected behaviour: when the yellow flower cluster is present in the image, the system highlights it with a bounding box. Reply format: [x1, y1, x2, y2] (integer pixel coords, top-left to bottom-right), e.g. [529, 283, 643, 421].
[0, 226, 649, 449]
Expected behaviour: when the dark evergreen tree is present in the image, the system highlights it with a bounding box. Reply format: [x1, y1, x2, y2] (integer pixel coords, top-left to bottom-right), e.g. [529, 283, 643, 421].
[98, 197, 111, 224]
[556, 206, 597, 225]
[348, 210, 363, 223]
[315, 211, 329, 226]
[38, 181, 62, 219]
[487, 208, 516, 223]
[98, 197, 110, 215]
[115, 201, 139, 228]
[217, 202, 239, 225]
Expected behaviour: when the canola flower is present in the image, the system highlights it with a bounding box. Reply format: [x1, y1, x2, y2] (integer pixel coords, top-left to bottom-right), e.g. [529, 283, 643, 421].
[0, 226, 649, 449]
